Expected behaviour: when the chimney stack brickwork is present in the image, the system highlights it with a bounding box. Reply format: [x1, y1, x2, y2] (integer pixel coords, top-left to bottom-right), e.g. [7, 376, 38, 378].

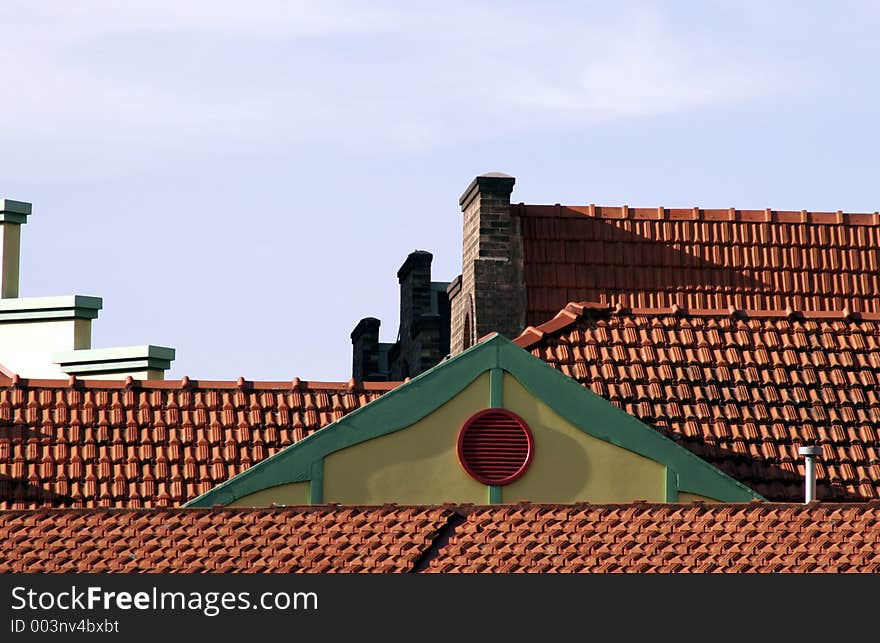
[350, 317, 381, 382]
[397, 251, 433, 341]
[450, 173, 526, 354]
[351, 251, 451, 381]
[391, 295, 449, 380]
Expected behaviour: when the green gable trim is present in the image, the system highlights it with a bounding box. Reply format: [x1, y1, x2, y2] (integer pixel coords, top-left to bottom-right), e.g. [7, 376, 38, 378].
[487, 368, 504, 502]
[665, 468, 679, 502]
[489, 368, 503, 408]
[309, 460, 324, 504]
[187, 334, 762, 507]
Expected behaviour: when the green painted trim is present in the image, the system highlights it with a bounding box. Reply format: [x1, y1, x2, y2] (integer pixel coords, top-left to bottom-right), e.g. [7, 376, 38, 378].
[59, 359, 171, 375]
[309, 460, 324, 504]
[497, 343, 761, 503]
[489, 368, 503, 408]
[488, 485, 502, 504]
[54, 345, 175, 362]
[665, 468, 679, 502]
[186, 333, 762, 507]
[0, 295, 102, 322]
[54, 345, 175, 374]
[0, 310, 99, 322]
[0, 199, 31, 223]
[0, 199, 31, 215]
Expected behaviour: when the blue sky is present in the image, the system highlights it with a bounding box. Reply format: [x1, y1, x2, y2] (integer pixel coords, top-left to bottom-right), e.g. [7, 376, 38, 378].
[2, 2, 880, 380]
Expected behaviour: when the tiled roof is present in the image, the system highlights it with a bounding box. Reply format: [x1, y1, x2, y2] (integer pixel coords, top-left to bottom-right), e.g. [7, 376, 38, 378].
[428, 502, 880, 573]
[0, 375, 399, 510]
[518, 204, 880, 326]
[3, 502, 880, 573]
[0, 505, 452, 573]
[514, 302, 880, 501]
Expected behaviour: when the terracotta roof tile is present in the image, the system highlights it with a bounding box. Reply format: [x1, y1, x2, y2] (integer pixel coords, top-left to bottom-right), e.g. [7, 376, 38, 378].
[418, 501, 874, 573]
[4, 503, 880, 573]
[0, 505, 452, 573]
[0, 377, 399, 509]
[515, 303, 880, 501]
[518, 204, 880, 325]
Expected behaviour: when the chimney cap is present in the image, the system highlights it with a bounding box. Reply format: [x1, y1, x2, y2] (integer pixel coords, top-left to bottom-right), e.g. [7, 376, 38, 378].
[0, 199, 31, 224]
[350, 317, 380, 341]
[459, 172, 516, 208]
[798, 446, 823, 457]
[396, 250, 433, 281]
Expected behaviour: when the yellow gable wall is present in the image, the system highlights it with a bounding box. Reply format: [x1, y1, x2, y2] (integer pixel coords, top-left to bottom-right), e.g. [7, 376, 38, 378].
[230, 482, 310, 507]
[232, 371, 682, 506]
[501, 374, 666, 503]
[322, 373, 489, 504]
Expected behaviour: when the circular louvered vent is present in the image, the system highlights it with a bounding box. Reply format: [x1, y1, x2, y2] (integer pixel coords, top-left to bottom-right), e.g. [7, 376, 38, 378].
[457, 409, 534, 485]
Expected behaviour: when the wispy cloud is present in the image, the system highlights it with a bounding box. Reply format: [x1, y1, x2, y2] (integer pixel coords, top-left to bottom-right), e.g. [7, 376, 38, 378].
[504, 14, 766, 118]
[0, 2, 788, 177]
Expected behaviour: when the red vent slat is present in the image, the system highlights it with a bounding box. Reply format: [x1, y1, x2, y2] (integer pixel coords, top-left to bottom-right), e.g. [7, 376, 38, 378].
[457, 409, 534, 485]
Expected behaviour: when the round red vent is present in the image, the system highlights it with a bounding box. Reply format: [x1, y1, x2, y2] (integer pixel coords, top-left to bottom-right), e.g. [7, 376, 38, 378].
[457, 409, 534, 485]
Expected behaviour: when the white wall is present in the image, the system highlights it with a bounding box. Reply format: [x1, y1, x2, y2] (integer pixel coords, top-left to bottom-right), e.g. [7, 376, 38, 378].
[0, 319, 90, 378]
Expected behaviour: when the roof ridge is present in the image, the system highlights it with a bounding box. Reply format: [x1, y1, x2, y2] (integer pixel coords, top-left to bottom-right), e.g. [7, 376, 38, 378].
[513, 301, 880, 349]
[516, 203, 880, 226]
[0, 374, 402, 392]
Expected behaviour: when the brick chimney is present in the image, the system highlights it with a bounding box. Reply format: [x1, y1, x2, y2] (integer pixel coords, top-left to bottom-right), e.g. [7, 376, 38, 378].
[397, 251, 433, 340]
[0, 199, 31, 299]
[351, 317, 382, 381]
[391, 250, 449, 379]
[350, 251, 451, 381]
[449, 173, 526, 354]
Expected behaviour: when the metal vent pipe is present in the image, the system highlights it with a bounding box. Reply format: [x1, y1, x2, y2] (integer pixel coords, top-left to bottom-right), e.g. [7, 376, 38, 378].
[798, 445, 822, 503]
